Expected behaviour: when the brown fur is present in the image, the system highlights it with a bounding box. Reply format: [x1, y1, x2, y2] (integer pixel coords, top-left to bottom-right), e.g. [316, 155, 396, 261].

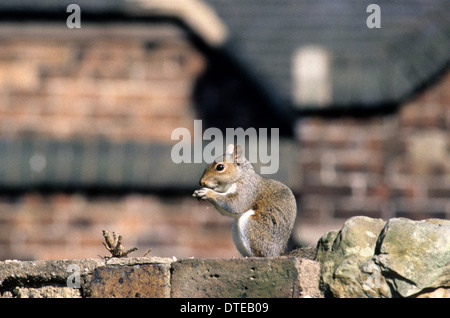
[193, 144, 297, 257]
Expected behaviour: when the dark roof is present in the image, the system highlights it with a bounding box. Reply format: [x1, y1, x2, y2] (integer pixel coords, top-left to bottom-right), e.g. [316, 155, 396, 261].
[204, 0, 450, 113]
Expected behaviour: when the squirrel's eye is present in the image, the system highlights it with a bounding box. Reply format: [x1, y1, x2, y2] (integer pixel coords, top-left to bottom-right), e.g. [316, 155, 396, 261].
[216, 164, 225, 171]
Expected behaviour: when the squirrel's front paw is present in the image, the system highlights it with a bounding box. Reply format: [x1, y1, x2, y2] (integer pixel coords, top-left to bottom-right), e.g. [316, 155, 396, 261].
[193, 188, 212, 201]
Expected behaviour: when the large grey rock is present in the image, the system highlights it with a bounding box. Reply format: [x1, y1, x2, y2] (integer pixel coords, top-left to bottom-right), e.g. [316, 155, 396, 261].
[373, 218, 450, 297]
[316, 216, 450, 298]
[316, 216, 388, 297]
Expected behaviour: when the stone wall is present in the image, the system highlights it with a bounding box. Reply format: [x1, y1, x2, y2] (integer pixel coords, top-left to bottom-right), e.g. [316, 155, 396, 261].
[0, 256, 322, 298]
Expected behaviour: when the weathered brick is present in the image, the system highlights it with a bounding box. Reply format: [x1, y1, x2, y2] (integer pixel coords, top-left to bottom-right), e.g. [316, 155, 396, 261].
[170, 257, 322, 298]
[87, 257, 173, 298]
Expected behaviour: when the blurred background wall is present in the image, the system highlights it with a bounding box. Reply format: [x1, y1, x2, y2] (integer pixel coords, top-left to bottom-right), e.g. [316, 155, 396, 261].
[0, 0, 448, 260]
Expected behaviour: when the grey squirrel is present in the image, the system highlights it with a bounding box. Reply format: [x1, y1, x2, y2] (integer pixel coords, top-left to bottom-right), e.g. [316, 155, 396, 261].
[193, 144, 297, 257]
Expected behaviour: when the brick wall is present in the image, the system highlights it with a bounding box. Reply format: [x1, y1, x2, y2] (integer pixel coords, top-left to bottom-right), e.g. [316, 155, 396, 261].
[295, 71, 450, 244]
[0, 23, 204, 142]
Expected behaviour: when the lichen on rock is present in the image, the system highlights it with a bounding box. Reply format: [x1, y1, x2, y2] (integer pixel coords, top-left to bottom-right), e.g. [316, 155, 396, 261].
[316, 216, 450, 298]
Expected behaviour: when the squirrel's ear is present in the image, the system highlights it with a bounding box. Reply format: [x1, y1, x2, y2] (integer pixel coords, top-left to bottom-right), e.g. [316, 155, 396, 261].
[234, 145, 243, 164]
[225, 144, 235, 156]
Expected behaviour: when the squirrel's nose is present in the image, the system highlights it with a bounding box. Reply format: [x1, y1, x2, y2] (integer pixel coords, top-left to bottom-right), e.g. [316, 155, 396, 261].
[200, 179, 206, 187]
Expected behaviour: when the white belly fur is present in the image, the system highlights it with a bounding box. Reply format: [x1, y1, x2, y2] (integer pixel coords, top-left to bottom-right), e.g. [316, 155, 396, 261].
[232, 209, 255, 257]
